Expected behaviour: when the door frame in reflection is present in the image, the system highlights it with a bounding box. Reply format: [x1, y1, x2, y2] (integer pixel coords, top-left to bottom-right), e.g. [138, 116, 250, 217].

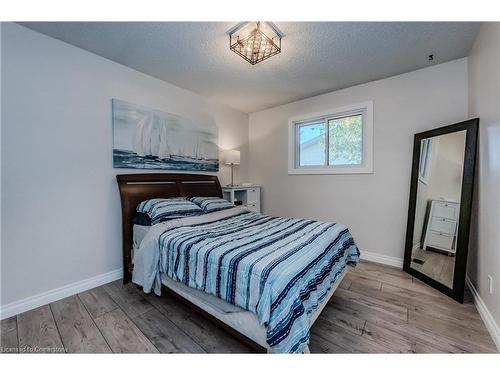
[403, 118, 479, 303]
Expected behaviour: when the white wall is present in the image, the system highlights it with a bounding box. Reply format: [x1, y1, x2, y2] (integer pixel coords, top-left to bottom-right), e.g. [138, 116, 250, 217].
[0, 23, 249, 309]
[467, 23, 500, 341]
[249, 59, 469, 262]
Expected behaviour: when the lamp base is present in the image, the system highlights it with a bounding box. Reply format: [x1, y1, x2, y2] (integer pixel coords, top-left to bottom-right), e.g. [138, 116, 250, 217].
[231, 163, 235, 186]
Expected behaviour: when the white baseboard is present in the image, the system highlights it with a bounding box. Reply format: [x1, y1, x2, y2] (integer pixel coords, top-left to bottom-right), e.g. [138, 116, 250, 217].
[360, 250, 404, 268]
[466, 275, 500, 352]
[0, 268, 123, 319]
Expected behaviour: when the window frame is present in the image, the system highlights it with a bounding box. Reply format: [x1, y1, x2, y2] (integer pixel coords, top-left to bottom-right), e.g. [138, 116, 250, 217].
[288, 101, 374, 175]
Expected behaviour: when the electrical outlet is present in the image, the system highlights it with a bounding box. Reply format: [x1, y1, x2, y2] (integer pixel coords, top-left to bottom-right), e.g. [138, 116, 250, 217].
[487, 275, 493, 294]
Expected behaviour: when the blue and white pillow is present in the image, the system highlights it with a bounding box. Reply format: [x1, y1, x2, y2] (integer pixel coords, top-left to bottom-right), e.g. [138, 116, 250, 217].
[136, 198, 203, 225]
[189, 197, 235, 213]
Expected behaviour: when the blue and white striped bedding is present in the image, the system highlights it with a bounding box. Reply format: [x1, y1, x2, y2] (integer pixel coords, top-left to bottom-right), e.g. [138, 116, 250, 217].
[133, 207, 359, 353]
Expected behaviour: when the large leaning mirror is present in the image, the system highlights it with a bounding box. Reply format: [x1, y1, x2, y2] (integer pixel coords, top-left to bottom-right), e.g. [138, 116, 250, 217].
[404, 118, 478, 303]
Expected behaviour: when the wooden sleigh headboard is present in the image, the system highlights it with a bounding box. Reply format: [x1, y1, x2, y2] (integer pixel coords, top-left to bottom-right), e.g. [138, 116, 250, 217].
[116, 173, 223, 283]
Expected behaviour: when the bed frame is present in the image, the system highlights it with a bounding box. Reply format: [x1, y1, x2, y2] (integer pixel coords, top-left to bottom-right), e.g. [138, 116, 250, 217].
[116, 173, 267, 352]
[116, 173, 222, 284]
[116, 173, 345, 353]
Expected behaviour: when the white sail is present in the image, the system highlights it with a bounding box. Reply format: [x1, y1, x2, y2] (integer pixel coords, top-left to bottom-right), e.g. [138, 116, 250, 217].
[181, 132, 196, 159]
[150, 122, 161, 157]
[142, 118, 153, 156]
[193, 138, 199, 159]
[133, 117, 147, 156]
[157, 122, 170, 159]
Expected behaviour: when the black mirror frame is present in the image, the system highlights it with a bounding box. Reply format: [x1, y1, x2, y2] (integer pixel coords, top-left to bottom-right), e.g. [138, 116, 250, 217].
[403, 118, 479, 303]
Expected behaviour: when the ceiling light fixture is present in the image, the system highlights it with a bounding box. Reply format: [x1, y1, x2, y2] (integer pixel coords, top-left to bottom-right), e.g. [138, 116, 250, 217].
[229, 22, 284, 65]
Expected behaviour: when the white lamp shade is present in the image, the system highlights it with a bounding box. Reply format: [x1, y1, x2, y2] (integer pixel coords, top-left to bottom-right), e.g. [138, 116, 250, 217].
[223, 150, 240, 165]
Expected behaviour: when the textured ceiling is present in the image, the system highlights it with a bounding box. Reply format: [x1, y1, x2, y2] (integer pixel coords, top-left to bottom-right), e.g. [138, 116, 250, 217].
[19, 22, 480, 113]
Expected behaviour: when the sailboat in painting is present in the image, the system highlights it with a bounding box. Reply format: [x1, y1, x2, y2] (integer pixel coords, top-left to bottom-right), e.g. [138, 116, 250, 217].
[157, 121, 171, 159]
[112, 99, 218, 171]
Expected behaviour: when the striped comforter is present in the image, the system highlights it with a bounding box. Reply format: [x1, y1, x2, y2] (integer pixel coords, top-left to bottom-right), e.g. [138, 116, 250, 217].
[133, 207, 359, 353]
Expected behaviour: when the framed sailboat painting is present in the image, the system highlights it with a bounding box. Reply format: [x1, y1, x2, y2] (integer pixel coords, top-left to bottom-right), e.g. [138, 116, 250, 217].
[112, 99, 219, 171]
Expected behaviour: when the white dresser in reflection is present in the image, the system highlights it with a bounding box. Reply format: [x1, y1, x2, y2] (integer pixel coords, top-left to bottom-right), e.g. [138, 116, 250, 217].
[423, 199, 459, 255]
[222, 186, 261, 213]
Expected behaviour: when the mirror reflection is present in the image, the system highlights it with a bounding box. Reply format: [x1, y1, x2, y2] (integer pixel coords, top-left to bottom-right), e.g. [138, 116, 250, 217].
[410, 130, 467, 288]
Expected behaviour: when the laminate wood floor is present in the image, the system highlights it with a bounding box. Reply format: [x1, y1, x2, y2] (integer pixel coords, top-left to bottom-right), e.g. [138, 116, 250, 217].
[1, 261, 497, 354]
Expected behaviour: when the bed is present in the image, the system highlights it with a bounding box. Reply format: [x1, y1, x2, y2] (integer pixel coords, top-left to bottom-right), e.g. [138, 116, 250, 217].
[117, 173, 359, 353]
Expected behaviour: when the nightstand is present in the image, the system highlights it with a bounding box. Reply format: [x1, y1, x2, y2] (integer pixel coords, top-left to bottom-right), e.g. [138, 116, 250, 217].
[222, 186, 261, 213]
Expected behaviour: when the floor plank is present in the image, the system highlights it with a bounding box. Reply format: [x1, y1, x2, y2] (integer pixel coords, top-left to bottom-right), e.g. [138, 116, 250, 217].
[354, 261, 447, 298]
[380, 282, 477, 313]
[78, 286, 118, 319]
[362, 321, 442, 353]
[94, 308, 158, 353]
[1, 316, 17, 334]
[327, 294, 408, 327]
[317, 304, 365, 335]
[50, 295, 111, 353]
[345, 277, 484, 333]
[408, 310, 496, 352]
[309, 332, 350, 353]
[334, 286, 408, 321]
[371, 288, 485, 334]
[312, 316, 393, 353]
[408, 300, 487, 333]
[348, 278, 383, 295]
[364, 310, 488, 353]
[338, 276, 352, 290]
[133, 308, 206, 353]
[344, 272, 382, 293]
[1, 326, 18, 353]
[17, 305, 64, 353]
[103, 280, 154, 319]
[144, 293, 252, 353]
[353, 261, 412, 280]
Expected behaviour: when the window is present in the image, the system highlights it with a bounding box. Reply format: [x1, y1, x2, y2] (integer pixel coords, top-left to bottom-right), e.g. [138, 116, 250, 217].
[288, 101, 373, 174]
[298, 121, 326, 166]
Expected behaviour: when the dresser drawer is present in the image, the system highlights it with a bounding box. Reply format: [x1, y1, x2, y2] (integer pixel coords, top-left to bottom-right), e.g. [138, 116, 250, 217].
[247, 188, 260, 204]
[433, 202, 459, 220]
[429, 217, 456, 235]
[427, 231, 454, 250]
